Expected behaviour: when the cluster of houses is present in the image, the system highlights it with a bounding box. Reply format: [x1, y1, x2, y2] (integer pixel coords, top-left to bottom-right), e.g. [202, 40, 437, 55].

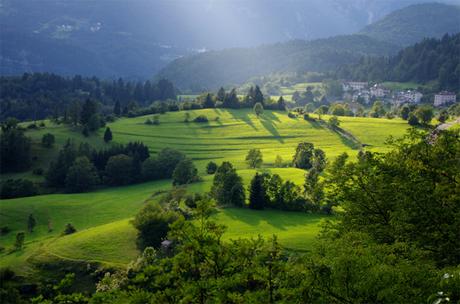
[341, 81, 457, 107]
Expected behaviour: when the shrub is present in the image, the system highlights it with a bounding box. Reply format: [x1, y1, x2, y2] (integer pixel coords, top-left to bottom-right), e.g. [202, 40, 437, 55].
[65, 156, 100, 193]
[0, 179, 38, 199]
[142, 157, 161, 181]
[0, 226, 11, 235]
[41, 133, 55, 148]
[63, 223, 77, 235]
[172, 159, 199, 185]
[328, 116, 340, 128]
[144, 118, 153, 125]
[132, 203, 179, 249]
[288, 112, 296, 118]
[193, 115, 208, 123]
[104, 154, 134, 186]
[206, 161, 218, 174]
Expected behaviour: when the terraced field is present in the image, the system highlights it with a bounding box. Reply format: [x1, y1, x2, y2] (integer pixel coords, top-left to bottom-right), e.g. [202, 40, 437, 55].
[0, 109, 411, 274]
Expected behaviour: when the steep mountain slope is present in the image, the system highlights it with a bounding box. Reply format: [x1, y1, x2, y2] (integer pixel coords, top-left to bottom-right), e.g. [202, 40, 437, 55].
[360, 3, 460, 46]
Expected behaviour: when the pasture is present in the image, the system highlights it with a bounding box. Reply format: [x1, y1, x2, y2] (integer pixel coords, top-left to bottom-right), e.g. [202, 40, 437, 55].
[1, 109, 410, 274]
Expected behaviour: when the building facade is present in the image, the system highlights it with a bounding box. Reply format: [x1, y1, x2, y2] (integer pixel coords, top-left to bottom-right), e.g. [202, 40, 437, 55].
[434, 91, 456, 107]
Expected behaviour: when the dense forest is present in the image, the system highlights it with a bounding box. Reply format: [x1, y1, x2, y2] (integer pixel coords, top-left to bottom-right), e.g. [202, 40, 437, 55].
[0, 74, 177, 120]
[336, 33, 460, 92]
[360, 3, 460, 47]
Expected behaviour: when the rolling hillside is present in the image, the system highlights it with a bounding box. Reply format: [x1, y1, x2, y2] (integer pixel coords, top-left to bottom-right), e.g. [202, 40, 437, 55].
[0, 109, 411, 274]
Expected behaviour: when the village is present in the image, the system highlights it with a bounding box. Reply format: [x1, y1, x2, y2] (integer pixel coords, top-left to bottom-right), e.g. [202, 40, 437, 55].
[341, 81, 457, 108]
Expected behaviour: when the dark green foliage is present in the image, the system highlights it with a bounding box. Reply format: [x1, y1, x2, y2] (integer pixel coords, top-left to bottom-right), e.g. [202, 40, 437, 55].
[328, 115, 340, 128]
[408, 112, 419, 126]
[141, 157, 161, 180]
[41, 133, 55, 148]
[65, 157, 100, 193]
[63, 223, 76, 235]
[360, 3, 460, 47]
[0, 74, 178, 121]
[245, 148, 263, 168]
[414, 105, 433, 125]
[113, 100, 121, 116]
[104, 154, 134, 186]
[172, 159, 198, 185]
[211, 162, 245, 207]
[103, 127, 112, 143]
[202, 93, 215, 108]
[0, 119, 31, 173]
[206, 161, 218, 174]
[80, 99, 98, 126]
[27, 214, 36, 233]
[276, 96, 286, 111]
[14, 232, 24, 250]
[304, 168, 324, 206]
[437, 110, 449, 123]
[193, 115, 208, 123]
[248, 173, 267, 210]
[222, 88, 240, 108]
[0, 179, 37, 199]
[328, 130, 460, 266]
[292, 142, 314, 169]
[46, 140, 77, 188]
[82, 125, 89, 137]
[400, 105, 410, 120]
[337, 33, 460, 92]
[132, 203, 179, 249]
[216, 87, 226, 101]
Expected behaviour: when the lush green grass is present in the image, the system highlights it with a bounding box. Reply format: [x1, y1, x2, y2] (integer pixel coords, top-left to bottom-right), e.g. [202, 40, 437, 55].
[1, 109, 410, 274]
[381, 81, 422, 91]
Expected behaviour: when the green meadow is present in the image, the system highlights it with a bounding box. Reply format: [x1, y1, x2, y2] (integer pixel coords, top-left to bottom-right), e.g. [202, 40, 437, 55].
[1, 109, 411, 274]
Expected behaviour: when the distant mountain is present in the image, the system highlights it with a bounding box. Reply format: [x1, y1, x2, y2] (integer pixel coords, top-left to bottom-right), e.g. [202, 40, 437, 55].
[360, 3, 460, 46]
[156, 35, 397, 91]
[1, 0, 457, 79]
[157, 2, 460, 91]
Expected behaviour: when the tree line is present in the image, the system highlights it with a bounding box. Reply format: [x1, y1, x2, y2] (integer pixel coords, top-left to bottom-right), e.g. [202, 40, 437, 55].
[0, 73, 177, 120]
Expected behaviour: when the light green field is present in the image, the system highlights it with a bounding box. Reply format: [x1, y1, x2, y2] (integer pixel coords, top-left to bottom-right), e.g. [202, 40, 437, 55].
[1, 109, 410, 274]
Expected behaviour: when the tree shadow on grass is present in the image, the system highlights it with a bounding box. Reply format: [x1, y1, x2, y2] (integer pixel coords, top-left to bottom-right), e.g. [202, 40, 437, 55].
[229, 109, 258, 131]
[260, 114, 284, 143]
[221, 207, 324, 232]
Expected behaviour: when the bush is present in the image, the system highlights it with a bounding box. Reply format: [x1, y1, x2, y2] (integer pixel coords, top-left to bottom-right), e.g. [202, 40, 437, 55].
[328, 116, 340, 128]
[206, 161, 218, 174]
[288, 112, 297, 118]
[41, 133, 55, 148]
[132, 203, 179, 249]
[155, 148, 186, 178]
[144, 118, 153, 125]
[172, 159, 199, 185]
[0, 226, 11, 235]
[0, 179, 38, 199]
[63, 223, 76, 235]
[104, 154, 134, 186]
[142, 157, 161, 180]
[65, 156, 100, 193]
[193, 115, 208, 123]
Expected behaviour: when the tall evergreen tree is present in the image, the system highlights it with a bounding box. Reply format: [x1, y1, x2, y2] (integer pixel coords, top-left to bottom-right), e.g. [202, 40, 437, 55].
[80, 99, 98, 125]
[114, 100, 121, 116]
[104, 127, 113, 143]
[249, 173, 267, 210]
[203, 93, 215, 108]
[217, 87, 226, 101]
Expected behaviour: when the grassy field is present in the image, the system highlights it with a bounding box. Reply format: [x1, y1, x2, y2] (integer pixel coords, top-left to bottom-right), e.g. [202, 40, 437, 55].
[1, 109, 410, 274]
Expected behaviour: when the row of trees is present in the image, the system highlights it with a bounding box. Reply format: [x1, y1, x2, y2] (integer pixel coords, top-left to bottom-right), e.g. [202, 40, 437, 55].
[0, 73, 178, 120]
[45, 140, 198, 192]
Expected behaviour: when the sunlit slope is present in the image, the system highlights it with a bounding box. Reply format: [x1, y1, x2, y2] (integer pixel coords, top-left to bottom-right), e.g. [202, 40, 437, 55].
[1, 109, 411, 272]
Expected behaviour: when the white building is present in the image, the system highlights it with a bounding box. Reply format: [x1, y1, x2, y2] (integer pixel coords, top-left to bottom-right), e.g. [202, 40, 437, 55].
[343, 81, 368, 92]
[393, 90, 423, 106]
[434, 91, 456, 107]
[370, 84, 388, 98]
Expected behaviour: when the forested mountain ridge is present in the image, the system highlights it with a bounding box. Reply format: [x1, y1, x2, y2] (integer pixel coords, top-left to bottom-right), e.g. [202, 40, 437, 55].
[156, 3, 460, 91]
[336, 33, 460, 92]
[156, 35, 397, 91]
[360, 3, 460, 47]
